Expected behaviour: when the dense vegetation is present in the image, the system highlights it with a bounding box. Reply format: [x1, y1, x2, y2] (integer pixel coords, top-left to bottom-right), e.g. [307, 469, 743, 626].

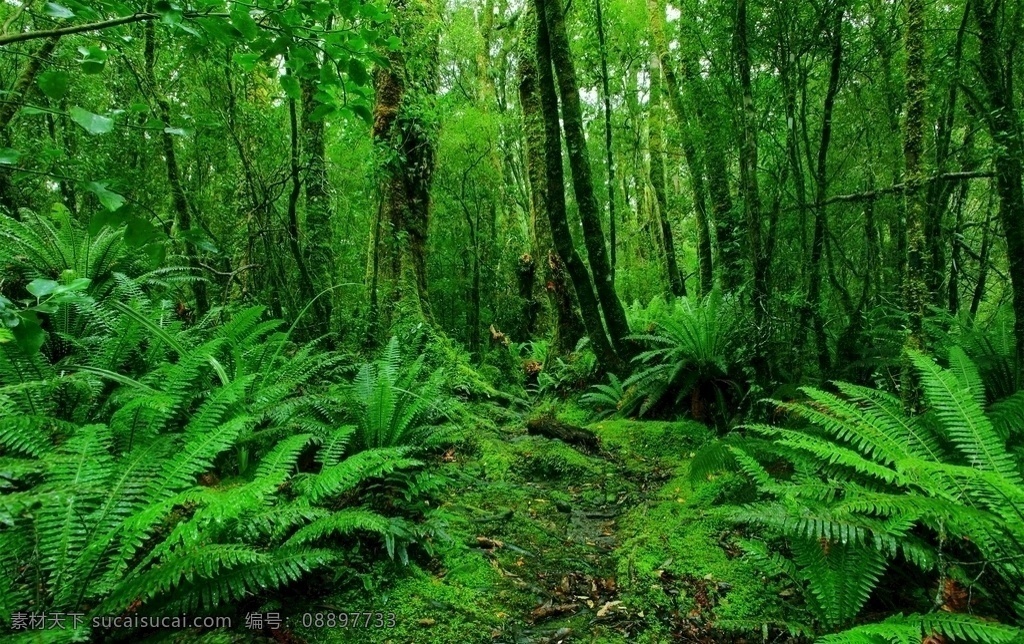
[1, 0, 1023, 641]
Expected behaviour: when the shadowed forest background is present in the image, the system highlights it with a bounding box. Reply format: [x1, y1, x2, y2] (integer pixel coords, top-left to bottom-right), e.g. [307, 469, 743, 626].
[2, 0, 1024, 641]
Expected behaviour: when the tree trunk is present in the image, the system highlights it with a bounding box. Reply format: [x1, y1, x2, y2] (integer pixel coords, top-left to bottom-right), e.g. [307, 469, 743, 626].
[538, 0, 631, 359]
[518, 14, 585, 353]
[734, 0, 768, 378]
[287, 91, 320, 332]
[300, 78, 334, 337]
[807, 5, 843, 374]
[648, 54, 685, 297]
[532, 0, 621, 371]
[972, 0, 1024, 381]
[902, 0, 928, 349]
[595, 0, 617, 277]
[144, 21, 208, 315]
[368, 0, 439, 342]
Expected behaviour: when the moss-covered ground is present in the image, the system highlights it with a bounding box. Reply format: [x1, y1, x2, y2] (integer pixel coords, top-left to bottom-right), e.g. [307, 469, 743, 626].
[297, 405, 803, 643]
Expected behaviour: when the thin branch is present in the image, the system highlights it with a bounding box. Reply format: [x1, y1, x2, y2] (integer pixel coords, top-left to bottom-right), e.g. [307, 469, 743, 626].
[814, 170, 994, 208]
[0, 11, 229, 47]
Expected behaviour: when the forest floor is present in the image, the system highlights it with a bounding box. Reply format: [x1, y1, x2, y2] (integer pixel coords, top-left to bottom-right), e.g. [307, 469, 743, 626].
[295, 404, 803, 644]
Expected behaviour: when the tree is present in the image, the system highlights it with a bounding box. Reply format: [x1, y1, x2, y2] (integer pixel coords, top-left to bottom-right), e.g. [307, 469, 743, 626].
[536, 0, 632, 359]
[368, 0, 441, 340]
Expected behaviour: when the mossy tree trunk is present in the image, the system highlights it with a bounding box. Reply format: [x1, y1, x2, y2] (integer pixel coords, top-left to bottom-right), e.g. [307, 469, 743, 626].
[648, 53, 685, 297]
[807, 5, 843, 374]
[301, 78, 334, 337]
[144, 20, 209, 315]
[518, 15, 585, 353]
[531, 0, 620, 371]
[646, 0, 712, 295]
[537, 0, 632, 361]
[902, 0, 928, 349]
[368, 0, 440, 342]
[734, 0, 768, 378]
[972, 0, 1024, 383]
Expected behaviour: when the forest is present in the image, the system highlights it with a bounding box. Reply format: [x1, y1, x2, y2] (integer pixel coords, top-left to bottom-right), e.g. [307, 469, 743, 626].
[1, 0, 1024, 640]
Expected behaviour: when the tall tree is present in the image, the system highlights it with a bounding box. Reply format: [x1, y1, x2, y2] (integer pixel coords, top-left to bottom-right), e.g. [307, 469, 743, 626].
[301, 78, 335, 337]
[518, 17, 585, 353]
[806, 3, 844, 374]
[645, 0, 713, 294]
[971, 0, 1024, 381]
[368, 0, 441, 339]
[648, 53, 686, 297]
[537, 0, 632, 358]
[531, 0, 621, 371]
[735, 0, 769, 377]
[902, 0, 927, 349]
[144, 20, 209, 315]
[594, 0, 618, 276]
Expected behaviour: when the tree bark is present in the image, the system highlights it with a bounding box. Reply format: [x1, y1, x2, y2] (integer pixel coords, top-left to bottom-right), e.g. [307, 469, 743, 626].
[734, 0, 768, 378]
[807, 5, 843, 374]
[902, 0, 928, 349]
[532, 0, 621, 371]
[537, 0, 631, 359]
[648, 54, 685, 297]
[368, 0, 439, 341]
[645, 0, 712, 295]
[972, 0, 1024, 381]
[300, 78, 334, 337]
[144, 21, 208, 315]
[595, 0, 617, 277]
[518, 19, 585, 352]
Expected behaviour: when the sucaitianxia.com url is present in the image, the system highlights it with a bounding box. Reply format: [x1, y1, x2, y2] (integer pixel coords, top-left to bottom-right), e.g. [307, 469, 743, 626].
[10, 613, 233, 631]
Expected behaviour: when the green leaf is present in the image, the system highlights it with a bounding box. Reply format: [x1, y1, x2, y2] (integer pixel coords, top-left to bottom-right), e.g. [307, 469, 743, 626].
[231, 6, 259, 40]
[70, 106, 113, 135]
[280, 75, 301, 100]
[163, 127, 190, 137]
[43, 2, 74, 18]
[352, 104, 372, 125]
[37, 70, 69, 100]
[0, 148, 21, 165]
[232, 53, 261, 72]
[307, 103, 335, 122]
[26, 279, 59, 298]
[347, 59, 369, 86]
[0, 327, 12, 344]
[11, 312, 45, 354]
[19, 105, 51, 116]
[77, 45, 108, 74]
[85, 181, 126, 211]
[124, 216, 161, 247]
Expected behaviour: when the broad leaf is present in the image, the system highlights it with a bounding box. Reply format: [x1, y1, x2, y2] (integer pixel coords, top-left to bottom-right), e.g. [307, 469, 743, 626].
[37, 71, 70, 100]
[70, 107, 113, 135]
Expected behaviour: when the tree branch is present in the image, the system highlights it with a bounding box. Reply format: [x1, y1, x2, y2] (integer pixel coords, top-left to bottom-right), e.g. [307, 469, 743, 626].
[0, 11, 228, 47]
[815, 170, 995, 208]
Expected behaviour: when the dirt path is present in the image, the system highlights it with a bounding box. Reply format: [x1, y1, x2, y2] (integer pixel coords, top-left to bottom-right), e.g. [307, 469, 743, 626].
[313, 413, 796, 643]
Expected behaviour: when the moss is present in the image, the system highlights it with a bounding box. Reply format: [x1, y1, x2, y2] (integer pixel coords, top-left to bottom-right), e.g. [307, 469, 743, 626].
[306, 404, 795, 644]
[614, 462, 795, 638]
[511, 436, 604, 483]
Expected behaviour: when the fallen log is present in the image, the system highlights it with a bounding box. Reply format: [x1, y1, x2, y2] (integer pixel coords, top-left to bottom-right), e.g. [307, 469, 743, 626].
[526, 414, 599, 451]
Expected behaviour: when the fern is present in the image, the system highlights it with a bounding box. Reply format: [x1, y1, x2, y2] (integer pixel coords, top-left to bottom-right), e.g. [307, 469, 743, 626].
[704, 349, 1024, 634]
[818, 612, 1024, 643]
[0, 284, 441, 638]
[616, 290, 741, 422]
